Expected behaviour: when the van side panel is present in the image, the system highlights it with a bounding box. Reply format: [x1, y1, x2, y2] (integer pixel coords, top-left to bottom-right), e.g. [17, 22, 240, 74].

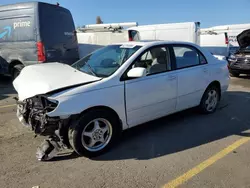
[200, 34, 228, 56]
[0, 3, 38, 74]
[130, 22, 199, 44]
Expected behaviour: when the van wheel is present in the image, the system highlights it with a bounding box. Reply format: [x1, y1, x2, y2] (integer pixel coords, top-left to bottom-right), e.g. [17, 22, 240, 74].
[68, 109, 121, 158]
[199, 85, 220, 114]
[12, 64, 24, 80]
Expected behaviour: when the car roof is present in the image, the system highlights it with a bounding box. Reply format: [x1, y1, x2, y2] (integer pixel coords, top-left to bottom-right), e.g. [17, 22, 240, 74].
[114, 40, 198, 47]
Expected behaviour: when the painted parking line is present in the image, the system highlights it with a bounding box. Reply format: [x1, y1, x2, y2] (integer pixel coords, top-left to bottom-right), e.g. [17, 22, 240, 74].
[0, 104, 16, 109]
[163, 137, 250, 188]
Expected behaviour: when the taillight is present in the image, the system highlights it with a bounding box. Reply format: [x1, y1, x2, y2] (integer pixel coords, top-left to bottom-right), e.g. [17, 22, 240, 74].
[128, 30, 134, 41]
[37, 41, 46, 62]
[225, 33, 229, 45]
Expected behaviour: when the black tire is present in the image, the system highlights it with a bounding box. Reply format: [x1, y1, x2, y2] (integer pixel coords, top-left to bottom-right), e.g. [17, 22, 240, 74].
[199, 85, 220, 114]
[230, 72, 239, 77]
[68, 109, 121, 158]
[12, 64, 24, 80]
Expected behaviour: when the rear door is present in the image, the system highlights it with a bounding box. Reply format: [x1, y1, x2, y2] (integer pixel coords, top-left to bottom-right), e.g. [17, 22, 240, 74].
[39, 4, 79, 65]
[171, 44, 210, 111]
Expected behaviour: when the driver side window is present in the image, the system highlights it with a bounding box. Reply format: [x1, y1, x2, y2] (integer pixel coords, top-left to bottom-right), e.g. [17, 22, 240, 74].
[133, 46, 171, 75]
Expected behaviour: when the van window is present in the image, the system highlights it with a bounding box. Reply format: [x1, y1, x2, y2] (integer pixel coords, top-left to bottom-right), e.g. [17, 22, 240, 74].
[129, 30, 140, 41]
[0, 16, 34, 42]
[39, 5, 75, 45]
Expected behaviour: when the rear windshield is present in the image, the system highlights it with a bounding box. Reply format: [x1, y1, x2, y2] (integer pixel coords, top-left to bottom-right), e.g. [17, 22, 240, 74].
[72, 44, 141, 77]
[39, 4, 76, 46]
[0, 16, 34, 42]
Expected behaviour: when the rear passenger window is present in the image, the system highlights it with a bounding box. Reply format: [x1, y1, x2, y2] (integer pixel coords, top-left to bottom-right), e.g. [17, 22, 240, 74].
[173, 46, 207, 69]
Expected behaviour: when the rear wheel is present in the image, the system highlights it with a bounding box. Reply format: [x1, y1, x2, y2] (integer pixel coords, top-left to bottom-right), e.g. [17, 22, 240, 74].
[68, 109, 121, 158]
[199, 85, 220, 114]
[12, 64, 24, 80]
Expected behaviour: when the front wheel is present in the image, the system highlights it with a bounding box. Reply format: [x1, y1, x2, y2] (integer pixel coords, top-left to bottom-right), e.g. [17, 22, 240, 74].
[199, 86, 220, 114]
[68, 109, 121, 158]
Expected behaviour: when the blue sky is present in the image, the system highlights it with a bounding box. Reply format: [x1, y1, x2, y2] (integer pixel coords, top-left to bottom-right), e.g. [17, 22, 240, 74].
[1, 0, 250, 28]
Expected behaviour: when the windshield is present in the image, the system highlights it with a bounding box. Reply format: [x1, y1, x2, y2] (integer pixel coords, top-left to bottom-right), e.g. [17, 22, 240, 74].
[72, 44, 141, 77]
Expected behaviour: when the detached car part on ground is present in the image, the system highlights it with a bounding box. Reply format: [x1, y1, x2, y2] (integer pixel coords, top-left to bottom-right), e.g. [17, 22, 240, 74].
[228, 29, 250, 77]
[13, 41, 229, 161]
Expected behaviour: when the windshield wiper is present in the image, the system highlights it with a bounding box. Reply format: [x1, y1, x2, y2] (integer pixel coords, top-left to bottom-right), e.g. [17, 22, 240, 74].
[85, 62, 97, 77]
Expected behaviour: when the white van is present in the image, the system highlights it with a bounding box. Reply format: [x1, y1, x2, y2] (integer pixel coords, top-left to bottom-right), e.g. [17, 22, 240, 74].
[200, 23, 250, 57]
[129, 22, 201, 44]
[200, 32, 229, 57]
[77, 22, 140, 58]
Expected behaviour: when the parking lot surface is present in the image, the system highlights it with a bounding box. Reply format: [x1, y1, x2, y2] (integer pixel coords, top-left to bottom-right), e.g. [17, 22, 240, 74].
[1, 75, 250, 188]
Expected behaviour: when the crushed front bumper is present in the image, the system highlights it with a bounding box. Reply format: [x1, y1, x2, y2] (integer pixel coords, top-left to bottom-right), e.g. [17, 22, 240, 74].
[17, 104, 30, 127]
[15, 97, 73, 161]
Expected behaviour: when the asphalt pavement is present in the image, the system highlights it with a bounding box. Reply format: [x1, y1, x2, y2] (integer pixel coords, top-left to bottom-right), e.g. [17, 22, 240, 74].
[1, 75, 250, 188]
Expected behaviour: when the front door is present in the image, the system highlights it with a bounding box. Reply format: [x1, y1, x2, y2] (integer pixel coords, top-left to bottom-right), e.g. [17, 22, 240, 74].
[124, 45, 177, 127]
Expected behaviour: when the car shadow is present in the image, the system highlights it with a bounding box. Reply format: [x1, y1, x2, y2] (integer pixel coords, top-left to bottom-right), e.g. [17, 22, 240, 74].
[91, 90, 250, 161]
[0, 75, 16, 100]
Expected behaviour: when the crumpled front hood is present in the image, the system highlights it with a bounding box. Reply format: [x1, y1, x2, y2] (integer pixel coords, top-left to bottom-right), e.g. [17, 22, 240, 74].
[237, 29, 250, 49]
[13, 63, 101, 101]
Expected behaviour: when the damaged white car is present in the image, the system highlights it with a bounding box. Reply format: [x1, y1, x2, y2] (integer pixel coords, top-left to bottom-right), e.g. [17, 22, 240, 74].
[13, 41, 229, 161]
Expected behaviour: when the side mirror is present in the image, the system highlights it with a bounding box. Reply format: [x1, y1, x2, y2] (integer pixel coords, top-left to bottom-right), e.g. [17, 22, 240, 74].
[127, 67, 147, 78]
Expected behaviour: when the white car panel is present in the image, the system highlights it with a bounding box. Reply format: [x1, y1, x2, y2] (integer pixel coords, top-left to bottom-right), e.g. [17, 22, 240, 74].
[175, 65, 210, 111]
[125, 72, 177, 127]
[47, 81, 129, 130]
[14, 40, 230, 132]
[13, 63, 100, 101]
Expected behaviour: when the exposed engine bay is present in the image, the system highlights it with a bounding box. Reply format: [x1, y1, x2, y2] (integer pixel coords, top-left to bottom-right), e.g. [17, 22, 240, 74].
[16, 95, 74, 161]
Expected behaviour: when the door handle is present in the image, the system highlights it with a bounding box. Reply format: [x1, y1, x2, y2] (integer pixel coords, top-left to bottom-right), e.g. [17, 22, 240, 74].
[203, 68, 208, 73]
[168, 75, 177, 80]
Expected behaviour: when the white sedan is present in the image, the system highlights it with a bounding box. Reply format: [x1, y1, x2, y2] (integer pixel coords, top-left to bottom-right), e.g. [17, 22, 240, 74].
[13, 41, 230, 160]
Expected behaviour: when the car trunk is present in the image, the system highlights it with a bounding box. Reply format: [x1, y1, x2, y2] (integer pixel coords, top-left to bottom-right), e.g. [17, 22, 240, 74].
[237, 29, 250, 50]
